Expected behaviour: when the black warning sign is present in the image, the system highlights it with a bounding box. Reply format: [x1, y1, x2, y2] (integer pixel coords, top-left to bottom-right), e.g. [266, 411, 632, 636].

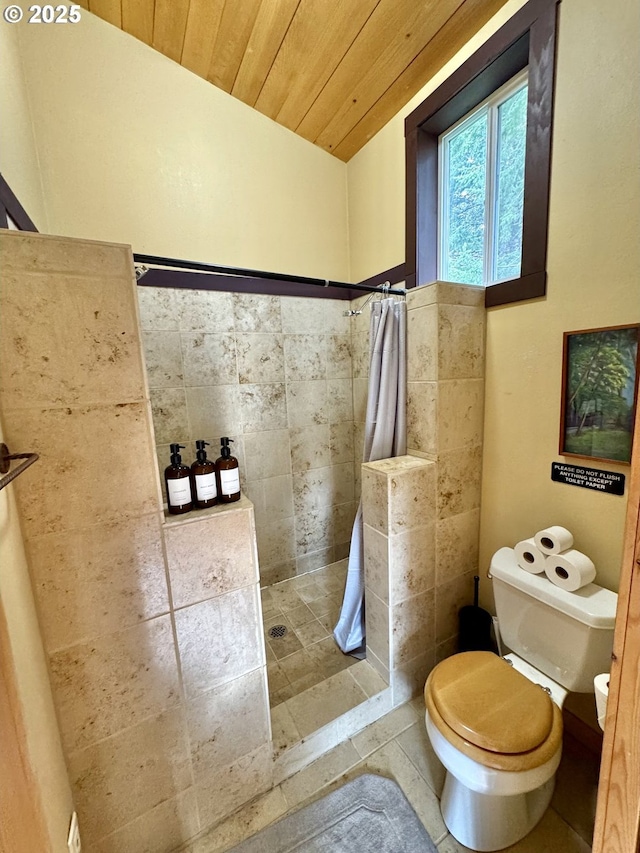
[551, 462, 625, 495]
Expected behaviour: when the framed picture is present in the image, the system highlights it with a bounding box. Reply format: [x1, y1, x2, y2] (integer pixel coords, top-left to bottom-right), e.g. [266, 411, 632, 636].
[560, 324, 640, 465]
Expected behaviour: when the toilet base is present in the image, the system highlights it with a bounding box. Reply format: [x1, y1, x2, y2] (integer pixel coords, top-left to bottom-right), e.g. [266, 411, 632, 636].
[441, 771, 555, 851]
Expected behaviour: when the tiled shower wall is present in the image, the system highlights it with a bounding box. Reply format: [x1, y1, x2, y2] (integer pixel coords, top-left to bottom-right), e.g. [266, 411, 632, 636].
[407, 282, 485, 659]
[0, 232, 271, 853]
[138, 288, 361, 586]
[360, 282, 486, 707]
[405, 282, 485, 661]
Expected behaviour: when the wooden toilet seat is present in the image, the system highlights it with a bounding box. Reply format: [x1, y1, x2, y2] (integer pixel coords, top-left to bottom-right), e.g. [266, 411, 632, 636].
[424, 652, 563, 772]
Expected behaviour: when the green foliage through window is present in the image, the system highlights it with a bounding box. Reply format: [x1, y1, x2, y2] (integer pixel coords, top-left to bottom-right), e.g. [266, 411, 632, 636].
[440, 73, 528, 286]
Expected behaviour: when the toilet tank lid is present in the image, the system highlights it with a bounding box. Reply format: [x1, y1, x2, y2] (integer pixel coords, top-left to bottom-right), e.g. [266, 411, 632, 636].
[490, 547, 617, 629]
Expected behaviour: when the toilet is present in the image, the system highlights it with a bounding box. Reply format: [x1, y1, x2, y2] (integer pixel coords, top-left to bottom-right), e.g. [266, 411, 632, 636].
[424, 546, 617, 851]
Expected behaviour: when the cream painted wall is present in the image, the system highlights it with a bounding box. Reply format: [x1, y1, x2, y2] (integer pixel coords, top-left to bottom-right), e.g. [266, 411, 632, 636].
[347, 0, 639, 598]
[0, 21, 47, 229]
[14, 12, 349, 280]
[0, 29, 71, 845]
[0, 422, 75, 852]
[480, 0, 639, 595]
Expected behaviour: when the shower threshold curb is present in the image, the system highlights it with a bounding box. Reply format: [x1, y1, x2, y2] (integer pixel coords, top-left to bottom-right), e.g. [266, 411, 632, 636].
[273, 667, 393, 786]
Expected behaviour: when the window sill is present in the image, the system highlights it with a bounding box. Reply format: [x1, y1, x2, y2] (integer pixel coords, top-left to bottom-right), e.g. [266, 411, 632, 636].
[484, 270, 546, 307]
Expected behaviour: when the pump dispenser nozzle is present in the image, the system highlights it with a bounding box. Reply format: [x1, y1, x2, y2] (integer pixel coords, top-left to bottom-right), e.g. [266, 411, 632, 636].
[195, 439, 210, 463]
[170, 443, 185, 464]
[220, 436, 234, 459]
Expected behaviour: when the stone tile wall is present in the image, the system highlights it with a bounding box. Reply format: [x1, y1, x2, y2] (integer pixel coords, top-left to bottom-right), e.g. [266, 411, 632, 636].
[362, 456, 437, 705]
[407, 282, 485, 662]
[0, 232, 270, 853]
[137, 288, 359, 586]
[161, 501, 271, 836]
[361, 282, 486, 704]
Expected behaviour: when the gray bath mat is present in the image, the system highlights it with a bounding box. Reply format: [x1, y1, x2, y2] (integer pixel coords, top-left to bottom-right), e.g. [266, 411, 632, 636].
[227, 773, 438, 852]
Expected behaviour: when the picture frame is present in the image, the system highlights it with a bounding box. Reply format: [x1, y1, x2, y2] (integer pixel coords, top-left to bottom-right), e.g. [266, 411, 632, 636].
[560, 324, 640, 465]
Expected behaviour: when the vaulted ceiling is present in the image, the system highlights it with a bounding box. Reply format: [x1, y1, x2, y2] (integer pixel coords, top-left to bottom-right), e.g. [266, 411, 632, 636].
[78, 0, 509, 161]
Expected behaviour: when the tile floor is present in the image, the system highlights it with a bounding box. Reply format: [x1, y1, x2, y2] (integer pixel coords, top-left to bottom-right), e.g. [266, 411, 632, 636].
[262, 560, 391, 750]
[262, 560, 359, 708]
[178, 698, 598, 853]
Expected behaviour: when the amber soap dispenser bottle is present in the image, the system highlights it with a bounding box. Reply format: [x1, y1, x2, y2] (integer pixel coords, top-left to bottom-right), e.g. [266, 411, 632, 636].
[165, 443, 193, 514]
[191, 440, 218, 509]
[216, 437, 241, 503]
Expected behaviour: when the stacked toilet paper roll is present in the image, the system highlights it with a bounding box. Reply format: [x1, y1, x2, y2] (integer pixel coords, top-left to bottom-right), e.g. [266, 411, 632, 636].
[513, 526, 596, 591]
[544, 548, 596, 591]
[514, 538, 547, 574]
[534, 525, 574, 555]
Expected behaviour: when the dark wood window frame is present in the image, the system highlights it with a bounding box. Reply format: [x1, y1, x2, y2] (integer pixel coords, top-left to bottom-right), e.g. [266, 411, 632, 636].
[404, 0, 560, 308]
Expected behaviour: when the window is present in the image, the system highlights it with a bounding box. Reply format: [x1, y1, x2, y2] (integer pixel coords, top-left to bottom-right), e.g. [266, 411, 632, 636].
[439, 71, 528, 287]
[404, 0, 559, 307]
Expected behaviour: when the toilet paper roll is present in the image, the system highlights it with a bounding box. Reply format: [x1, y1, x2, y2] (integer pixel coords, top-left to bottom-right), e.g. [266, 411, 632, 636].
[514, 538, 547, 573]
[594, 673, 610, 731]
[544, 549, 596, 591]
[534, 525, 574, 555]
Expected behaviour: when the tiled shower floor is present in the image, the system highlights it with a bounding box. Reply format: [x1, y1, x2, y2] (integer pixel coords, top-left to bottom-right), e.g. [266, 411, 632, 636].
[261, 561, 388, 746]
[262, 559, 358, 707]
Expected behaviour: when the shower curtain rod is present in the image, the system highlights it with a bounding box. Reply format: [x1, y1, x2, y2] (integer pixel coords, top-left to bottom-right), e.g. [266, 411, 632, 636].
[133, 253, 406, 296]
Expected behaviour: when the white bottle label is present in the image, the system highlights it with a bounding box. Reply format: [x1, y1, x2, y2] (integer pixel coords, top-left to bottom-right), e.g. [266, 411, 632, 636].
[219, 467, 240, 496]
[195, 471, 217, 502]
[167, 477, 191, 507]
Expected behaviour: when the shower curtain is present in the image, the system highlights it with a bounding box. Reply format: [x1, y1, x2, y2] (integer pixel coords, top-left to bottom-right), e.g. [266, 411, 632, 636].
[334, 297, 407, 655]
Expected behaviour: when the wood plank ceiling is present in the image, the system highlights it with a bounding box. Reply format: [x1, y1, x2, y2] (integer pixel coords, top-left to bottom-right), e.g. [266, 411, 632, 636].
[79, 0, 509, 161]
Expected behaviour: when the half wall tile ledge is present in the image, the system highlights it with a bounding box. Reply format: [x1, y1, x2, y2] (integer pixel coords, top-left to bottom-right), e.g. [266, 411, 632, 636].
[406, 280, 485, 310]
[406, 448, 438, 462]
[162, 493, 255, 527]
[363, 455, 435, 475]
[433, 281, 485, 307]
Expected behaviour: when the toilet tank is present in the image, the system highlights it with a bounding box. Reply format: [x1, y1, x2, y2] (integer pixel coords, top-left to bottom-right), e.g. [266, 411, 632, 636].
[490, 547, 617, 692]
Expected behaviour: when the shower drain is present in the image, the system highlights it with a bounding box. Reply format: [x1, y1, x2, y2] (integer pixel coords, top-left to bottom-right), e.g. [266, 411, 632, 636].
[268, 625, 288, 639]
